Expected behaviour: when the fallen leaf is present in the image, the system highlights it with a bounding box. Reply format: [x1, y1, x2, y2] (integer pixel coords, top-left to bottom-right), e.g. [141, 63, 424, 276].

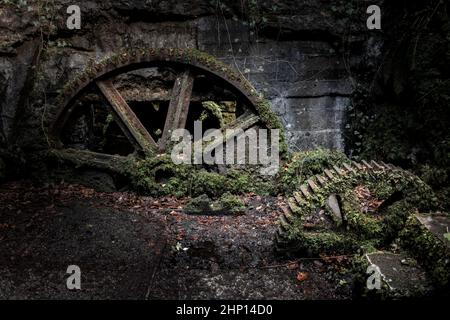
[296, 272, 308, 282]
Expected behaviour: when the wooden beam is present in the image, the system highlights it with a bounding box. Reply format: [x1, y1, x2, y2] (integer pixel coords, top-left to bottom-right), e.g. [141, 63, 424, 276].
[49, 148, 131, 174]
[159, 69, 194, 152]
[96, 79, 157, 153]
[195, 111, 260, 157]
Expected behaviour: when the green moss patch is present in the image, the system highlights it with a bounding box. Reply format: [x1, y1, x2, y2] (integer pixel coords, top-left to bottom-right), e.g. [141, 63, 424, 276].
[184, 192, 245, 215]
[127, 154, 277, 198]
[399, 214, 450, 289]
[278, 148, 349, 195]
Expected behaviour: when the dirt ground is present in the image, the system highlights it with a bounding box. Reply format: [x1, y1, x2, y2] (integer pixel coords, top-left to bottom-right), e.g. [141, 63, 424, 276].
[0, 181, 353, 299]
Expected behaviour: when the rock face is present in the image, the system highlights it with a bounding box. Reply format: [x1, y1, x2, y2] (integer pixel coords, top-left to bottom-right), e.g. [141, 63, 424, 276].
[0, 0, 382, 153]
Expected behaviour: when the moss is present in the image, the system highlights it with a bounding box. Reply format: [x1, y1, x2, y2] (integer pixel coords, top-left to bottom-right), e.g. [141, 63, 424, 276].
[341, 190, 382, 239]
[201, 101, 225, 127]
[127, 154, 190, 197]
[284, 230, 362, 257]
[380, 200, 414, 242]
[224, 169, 276, 196]
[190, 170, 227, 197]
[213, 192, 246, 215]
[278, 148, 350, 195]
[399, 214, 450, 289]
[102, 113, 114, 136]
[126, 154, 277, 198]
[340, 170, 435, 244]
[184, 194, 213, 214]
[184, 192, 245, 215]
[254, 99, 288, 156]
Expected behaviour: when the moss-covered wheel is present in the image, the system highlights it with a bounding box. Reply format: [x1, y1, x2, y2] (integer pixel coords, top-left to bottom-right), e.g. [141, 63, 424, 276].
[48, 48, 286, 175]
[275, 160, 438, 256]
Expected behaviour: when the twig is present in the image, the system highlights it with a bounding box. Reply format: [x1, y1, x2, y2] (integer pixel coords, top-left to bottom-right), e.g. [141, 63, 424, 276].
[144, 238, 167, 300]
[145, 216, 173, 300]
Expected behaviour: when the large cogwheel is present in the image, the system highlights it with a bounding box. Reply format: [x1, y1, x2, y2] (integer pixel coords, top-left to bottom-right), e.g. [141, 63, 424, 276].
[275, 160, 438, 256]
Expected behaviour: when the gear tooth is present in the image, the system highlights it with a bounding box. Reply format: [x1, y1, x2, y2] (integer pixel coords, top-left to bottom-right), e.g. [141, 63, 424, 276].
[324, 169, 334, 179]
[281, 206, 294, 223]
[332, 165, 345, 176]
[279, 214, 290, 230]
[343, 162, 355, 173]
[371, 160, 384, 170]
[352, 161, 364, 170]
[307, 178, 319, 192]
[380, 161, 393, 169]
[275, 226, 291, 249]
[276, 225, 284, 237]
[293, 192, 304, 205]
[361, 160, 373, 169]
[300, 184, 312, 198]
[315, 174, 327, 186]
[287, 196, 297, 206]
[288, 197, 301, 214]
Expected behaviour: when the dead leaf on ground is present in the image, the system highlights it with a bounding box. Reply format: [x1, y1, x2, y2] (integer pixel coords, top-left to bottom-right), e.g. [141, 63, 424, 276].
[296, 272, 308, 282]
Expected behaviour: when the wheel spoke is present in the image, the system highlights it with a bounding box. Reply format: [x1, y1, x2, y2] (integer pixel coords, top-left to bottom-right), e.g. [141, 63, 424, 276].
[96, 79, 157, 153]
[195, 111, 260, 156]
[50, 148, 129, 173]
[159, 69, 194, 152]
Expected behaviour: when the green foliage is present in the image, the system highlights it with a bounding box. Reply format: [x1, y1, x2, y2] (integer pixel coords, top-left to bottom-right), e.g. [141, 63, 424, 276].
[344, 1, 450, 210]
[417, 164, 450, 210]
[380, 200, 414, 242]
[190, 170, 227, 197]
[184, 194, 212, 214]
[341, 190, 382, 239]
[284, 230, 364, 257]
[214, 192, 245, 215]
[278, 148, 349, 195]
[128, 154, 276, 198]
[400, 215, 450, 288]
[201, 101, 225, 127]
[444, 233, 450, 242]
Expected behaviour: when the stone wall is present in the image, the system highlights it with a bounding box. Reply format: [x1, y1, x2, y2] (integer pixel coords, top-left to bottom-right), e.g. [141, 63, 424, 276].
[0, 0, 382, 153]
